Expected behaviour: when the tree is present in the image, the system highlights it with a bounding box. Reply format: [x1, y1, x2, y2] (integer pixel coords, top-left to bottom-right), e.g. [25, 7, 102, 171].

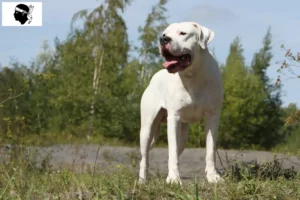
[137, 0, 169, 84]
[250, 28, 284, 149]
[251, 27, 272, 85]
[0, 65, 28, 142]
[46, 0, 133, 139]
[218, 37, 271, 149]
[26, 41, 56, 133]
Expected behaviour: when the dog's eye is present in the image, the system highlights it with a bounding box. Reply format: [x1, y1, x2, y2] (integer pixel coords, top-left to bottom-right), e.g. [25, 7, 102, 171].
[179, 32, 187, 35]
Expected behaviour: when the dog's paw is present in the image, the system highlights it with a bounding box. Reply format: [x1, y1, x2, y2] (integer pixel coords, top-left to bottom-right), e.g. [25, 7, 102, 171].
[166, 175, 182, 186]
[206, 171, 224, 183]
[138, 178, 147, 185]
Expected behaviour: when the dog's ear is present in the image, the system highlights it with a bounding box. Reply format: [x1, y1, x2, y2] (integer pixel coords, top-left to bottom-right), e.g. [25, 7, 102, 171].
[192, 23, 215, 49]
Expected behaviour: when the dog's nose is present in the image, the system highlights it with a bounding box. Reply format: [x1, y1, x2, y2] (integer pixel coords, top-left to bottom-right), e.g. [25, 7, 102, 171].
[160, 35, 172, 45]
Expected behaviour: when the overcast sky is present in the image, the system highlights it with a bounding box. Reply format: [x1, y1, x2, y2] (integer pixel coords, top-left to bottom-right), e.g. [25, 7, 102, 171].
[0, 0, 299, 106]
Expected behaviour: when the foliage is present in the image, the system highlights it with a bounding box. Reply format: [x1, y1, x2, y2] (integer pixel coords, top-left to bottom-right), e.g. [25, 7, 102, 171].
[249, 28, 284, 149]
[223, 156, 297, 182]
[137, 0, 169, 84]
[275, 46, 300, 153]
[276, 46, 300, 125]
[218, 36, 281, 149]
[275, 104, 300, 154]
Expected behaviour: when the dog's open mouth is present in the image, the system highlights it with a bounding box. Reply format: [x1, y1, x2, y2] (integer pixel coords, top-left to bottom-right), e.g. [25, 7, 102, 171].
[161, 49, 192, 73]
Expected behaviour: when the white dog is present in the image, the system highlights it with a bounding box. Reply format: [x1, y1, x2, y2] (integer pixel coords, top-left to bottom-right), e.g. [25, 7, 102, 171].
[138, 22, 223, 184]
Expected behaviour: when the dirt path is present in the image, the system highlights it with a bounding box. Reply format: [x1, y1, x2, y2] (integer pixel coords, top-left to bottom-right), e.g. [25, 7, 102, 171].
[1, 145, 300, 179]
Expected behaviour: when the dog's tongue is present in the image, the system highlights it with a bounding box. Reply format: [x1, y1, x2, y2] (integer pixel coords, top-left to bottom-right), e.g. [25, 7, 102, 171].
[163, 60, 179, 68]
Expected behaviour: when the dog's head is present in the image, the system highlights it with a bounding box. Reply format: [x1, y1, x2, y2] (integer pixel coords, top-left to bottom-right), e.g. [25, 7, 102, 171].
[159, 22, 215, 73]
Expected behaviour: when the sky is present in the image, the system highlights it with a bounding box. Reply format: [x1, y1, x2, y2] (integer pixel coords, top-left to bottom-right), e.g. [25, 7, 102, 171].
[0, 0, 299, 106]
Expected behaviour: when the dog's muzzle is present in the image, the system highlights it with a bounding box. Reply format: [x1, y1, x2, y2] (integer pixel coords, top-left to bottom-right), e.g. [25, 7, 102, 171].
[160, 35, 172, 46]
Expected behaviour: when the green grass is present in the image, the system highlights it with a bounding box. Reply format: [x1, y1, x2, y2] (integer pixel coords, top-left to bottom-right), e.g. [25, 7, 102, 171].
[2, 132, 138, 147]
[0, 153, 300, 200]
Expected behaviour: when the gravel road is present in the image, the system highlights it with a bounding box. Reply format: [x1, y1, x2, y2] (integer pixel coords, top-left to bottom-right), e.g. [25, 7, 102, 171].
[1, 145, 300, 180]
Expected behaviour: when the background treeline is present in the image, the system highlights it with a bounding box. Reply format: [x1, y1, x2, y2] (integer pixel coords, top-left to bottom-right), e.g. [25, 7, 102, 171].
[0, 0, 299, 152]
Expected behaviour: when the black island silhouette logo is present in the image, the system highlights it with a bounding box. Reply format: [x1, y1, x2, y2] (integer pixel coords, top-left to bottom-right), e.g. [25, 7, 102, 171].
[14, 3, 34, 25]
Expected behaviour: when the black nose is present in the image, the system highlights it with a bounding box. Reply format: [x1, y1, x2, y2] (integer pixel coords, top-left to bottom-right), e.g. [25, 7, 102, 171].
[160, 35, 172, 45]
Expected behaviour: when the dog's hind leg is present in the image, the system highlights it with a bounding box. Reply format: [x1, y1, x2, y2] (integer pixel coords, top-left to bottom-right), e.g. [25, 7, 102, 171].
[149, 108, 167, 149]
[149, 123, 161, 149]
[204, 112, 223, 183]
[178, 122, 189, 156]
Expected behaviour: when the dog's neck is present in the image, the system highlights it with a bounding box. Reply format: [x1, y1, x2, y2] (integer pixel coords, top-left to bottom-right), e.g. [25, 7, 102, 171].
[178, 48, 208, 80]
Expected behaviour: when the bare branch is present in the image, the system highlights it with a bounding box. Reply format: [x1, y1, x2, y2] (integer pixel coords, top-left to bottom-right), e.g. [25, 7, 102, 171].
[276, 46, 300, 84]
[0, 93, 23, 106]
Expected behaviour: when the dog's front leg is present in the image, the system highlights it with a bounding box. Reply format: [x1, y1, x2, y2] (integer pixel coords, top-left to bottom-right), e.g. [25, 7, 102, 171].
[204, 113, 223, 183]
[166, 114, 182, 185]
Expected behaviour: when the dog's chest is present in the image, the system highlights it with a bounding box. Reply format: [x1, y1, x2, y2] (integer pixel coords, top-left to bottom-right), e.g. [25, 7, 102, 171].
[180, 91, 206, 123]
[167, 86, 211, 123]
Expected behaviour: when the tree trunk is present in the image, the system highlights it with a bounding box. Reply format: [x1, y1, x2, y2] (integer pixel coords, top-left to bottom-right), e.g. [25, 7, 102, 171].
[88, 50, 103, 136]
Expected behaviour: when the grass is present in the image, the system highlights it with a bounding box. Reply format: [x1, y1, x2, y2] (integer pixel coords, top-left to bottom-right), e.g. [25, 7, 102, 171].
[2, 132, 139, 147]
[0, 164, 299, 199]
[0, 146, 300, 200]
